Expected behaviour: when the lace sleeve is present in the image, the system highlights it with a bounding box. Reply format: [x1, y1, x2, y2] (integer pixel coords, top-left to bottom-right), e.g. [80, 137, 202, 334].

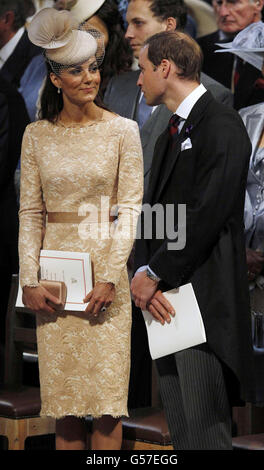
[97, 120, 143, 286]
[18, 125, 45, 288]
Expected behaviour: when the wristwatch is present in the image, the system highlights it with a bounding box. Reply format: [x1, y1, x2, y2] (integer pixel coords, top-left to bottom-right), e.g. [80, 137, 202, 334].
[146, 266, 160, 282]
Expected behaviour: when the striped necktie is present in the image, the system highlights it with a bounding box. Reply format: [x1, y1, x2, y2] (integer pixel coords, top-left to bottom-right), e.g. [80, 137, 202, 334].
[168, 114, 181, 137]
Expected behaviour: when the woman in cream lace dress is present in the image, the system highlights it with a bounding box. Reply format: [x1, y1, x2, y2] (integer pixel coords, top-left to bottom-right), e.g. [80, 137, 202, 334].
[19, 9, 143, 450]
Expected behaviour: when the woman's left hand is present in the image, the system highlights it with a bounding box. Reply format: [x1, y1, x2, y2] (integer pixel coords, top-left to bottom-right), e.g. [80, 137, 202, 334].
[83, 282, 115, 316]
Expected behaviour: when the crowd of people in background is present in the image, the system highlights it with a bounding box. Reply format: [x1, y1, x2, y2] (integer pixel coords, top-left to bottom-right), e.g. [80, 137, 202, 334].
[1, 0, 264, 450]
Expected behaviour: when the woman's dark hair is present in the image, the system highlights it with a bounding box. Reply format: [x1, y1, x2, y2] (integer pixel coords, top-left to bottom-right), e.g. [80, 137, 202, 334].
[39, 60, 108, 123]
[92, 0, 133, 96]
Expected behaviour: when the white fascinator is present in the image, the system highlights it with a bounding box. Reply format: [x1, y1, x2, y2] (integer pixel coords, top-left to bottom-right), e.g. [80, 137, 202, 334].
[27, 8, 104, 70]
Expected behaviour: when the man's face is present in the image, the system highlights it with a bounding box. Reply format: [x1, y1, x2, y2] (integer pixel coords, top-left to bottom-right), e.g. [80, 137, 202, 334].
[125, 0, 167, 59]
[213, 0, 262, 34]
[0, 11, 13, 49]
[137, 46, 165, 106]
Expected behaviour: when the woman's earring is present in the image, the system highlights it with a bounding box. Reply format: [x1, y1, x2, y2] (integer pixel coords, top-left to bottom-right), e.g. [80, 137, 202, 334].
[57, 88, 61, 94]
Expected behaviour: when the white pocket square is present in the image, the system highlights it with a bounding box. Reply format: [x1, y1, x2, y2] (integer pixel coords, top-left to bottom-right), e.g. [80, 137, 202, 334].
[181, 137, 192, 151]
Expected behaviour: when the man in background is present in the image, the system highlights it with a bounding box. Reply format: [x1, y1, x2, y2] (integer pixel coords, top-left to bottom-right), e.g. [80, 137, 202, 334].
[197, 0, 264, 108]
[0, 0, 40, 87]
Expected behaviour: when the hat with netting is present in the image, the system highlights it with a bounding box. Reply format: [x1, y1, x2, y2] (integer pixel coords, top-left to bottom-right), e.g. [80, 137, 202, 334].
[27, 8, 105, 72]
[215, 21, 264, 71]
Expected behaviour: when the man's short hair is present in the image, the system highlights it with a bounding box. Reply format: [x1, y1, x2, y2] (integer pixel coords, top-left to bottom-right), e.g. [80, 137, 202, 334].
[128, 0, 187, 30]
[145, 30, 203, 82]
[0, 0, 25, 31]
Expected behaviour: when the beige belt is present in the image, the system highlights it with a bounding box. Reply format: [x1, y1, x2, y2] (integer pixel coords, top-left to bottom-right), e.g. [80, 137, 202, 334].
[47, 212, 117, 224]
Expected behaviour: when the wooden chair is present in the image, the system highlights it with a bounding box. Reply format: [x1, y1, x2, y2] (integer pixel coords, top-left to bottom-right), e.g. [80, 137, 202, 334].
[232, 433, 264, 450]
[0, 274, 55, 450]
[86, 407, 173, 450]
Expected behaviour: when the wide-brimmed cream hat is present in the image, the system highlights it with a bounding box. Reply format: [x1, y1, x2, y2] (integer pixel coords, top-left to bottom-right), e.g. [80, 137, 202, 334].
[70, 0, 106, 24]
[215, 21, 264, 71]
[185, 0, 217, 38]
[28, 7, 104, 67]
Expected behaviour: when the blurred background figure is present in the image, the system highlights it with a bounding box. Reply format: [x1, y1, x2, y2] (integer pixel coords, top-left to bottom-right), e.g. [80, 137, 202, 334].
[23, 0, 36, 20]
[0, 0, 40, 87]
[0, 74, 29, 384]
[217, 20, 264, 403]
[184, 0, 217, 38]
[32, 0, 53, 10]
[116, 0, 219, 39]
[197, 0, 264, 109]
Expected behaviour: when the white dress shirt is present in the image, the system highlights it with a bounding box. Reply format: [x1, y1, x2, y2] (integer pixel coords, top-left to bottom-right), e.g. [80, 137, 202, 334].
[137, 83, 207, 280]
[0, 27, 24, 69]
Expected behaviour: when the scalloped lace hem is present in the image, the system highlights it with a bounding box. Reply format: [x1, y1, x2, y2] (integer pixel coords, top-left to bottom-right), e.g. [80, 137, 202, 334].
[40, 410, 129, 419]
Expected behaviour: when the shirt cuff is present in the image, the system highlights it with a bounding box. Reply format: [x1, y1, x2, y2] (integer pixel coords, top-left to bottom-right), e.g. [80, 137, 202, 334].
[136, 265, 161, 282]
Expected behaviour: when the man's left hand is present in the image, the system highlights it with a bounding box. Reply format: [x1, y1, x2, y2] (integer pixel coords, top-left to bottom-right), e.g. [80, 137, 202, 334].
[131, 270, 158, 310]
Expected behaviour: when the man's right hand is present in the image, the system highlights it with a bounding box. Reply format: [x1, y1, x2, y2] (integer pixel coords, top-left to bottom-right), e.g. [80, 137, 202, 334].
[246, 248, 264, 280]
[22, 285, 63, 314]
[148, 290, 175, 325]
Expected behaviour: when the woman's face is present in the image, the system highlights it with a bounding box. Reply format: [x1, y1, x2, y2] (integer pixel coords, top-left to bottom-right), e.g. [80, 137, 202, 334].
[50, 56, 101, 106]
[86, 15, 109, 47]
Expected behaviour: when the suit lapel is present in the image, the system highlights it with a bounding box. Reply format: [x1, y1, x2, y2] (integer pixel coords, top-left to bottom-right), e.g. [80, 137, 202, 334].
[141, 104, 172, 177]
[129, 71, 141, 120]
[149, 91, 213, 203]
[146, 128, 170, 204]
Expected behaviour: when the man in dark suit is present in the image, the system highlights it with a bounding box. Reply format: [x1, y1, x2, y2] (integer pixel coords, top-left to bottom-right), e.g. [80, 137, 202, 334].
[0, 74, 29, 383]
[197, 0, 264, 109]
[104, 0, 233, 193]
[104, 0, 234, 410]
[0, 0, 40, 88]
[131, 30, 255, 449]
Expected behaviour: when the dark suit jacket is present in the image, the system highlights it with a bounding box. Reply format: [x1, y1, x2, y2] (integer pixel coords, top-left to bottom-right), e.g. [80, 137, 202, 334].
[134, 91, 255, 404]
[198, 30, 264, 110]
[0, 75, 29, 269]
[0, 29, 40, 88]
[104, 69, 233, 193]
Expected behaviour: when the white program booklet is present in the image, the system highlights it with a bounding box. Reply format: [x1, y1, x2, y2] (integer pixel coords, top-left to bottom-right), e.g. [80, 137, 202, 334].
[16, 249, 93, 311]
[142, 283, 206, 360]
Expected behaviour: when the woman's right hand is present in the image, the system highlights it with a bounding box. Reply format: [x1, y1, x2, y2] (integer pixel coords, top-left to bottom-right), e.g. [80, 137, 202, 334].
[22, 285, 63, 314]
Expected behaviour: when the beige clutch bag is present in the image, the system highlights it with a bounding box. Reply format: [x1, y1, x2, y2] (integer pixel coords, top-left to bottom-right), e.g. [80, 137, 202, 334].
[39, 280, 67, 310]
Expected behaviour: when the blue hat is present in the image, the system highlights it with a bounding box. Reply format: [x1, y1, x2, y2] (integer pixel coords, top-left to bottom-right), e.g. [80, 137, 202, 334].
[215, 21, 264, 71]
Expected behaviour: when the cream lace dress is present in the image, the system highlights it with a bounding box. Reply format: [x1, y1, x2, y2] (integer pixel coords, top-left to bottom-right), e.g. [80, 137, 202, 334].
[18, 114, 143, 419]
